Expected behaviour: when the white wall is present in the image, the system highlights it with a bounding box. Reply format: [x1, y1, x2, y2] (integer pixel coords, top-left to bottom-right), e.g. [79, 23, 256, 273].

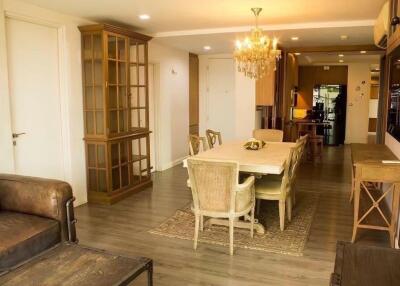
[0, 0, 92, 205]
[148, 41, 189, 170]
[235, 70, 256, 139]
[199, 54, 256, 140]
[345, 63, 372, 144]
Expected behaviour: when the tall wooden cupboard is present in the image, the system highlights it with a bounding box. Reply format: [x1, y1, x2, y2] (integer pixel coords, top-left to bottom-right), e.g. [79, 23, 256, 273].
[79, 24, 152, 204]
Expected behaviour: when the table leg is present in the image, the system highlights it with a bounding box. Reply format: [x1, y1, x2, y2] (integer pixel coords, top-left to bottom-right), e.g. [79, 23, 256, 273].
[312, 126, 317, 137]
[352, 177, 361, 243]
[350, 164, 355, 202]
[390, 185, 400, 248]
[147, 261, 153, 286]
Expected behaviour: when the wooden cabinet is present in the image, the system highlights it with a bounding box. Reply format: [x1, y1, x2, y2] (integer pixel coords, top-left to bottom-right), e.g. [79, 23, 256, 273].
[386, 47, 400, 142]
[388, 0, 400, 53]
[79, 24, 152, 204]
[256, 71, 275, 106]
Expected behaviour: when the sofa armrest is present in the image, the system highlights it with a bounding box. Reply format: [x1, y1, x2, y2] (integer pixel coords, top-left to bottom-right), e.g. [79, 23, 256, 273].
[0, 174, 77, 242]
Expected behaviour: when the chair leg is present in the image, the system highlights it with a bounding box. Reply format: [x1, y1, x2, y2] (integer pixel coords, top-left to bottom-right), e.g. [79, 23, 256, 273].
[292, 186, 296, 206]
[200, 215, 204, 232]
[279, 200, 285, 231]
[194, 214, 200, 250]
[256, 199, 261, 215]
[229, 217, 234, 255]
[250, 206, 255, 238]
[286, 197, 292, 222]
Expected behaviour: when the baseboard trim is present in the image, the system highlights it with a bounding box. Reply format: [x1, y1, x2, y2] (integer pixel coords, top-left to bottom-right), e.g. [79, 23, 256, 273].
[160, 155, 189, 171]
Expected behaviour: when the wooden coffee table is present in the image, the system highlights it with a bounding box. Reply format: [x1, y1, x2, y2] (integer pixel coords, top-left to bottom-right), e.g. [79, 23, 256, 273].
[0, 243, 153, 286]
[330, 241, 400, 286]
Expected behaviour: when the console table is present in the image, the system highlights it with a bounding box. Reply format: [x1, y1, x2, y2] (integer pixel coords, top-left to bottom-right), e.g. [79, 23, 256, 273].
[349, 144, 397, 201]
[350, 144, 400, 248]
[0, 243, 153, 286]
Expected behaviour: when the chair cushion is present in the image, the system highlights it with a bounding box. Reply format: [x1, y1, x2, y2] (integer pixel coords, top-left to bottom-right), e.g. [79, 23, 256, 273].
[0, 211, 60, 270]
[255, 178, 282, 197]
[235, 188, 252, 212]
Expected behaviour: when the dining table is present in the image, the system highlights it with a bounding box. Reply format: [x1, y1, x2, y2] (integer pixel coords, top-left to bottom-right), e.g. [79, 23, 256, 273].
[183, 140, 296, 234]
[183, 141, 296, 174]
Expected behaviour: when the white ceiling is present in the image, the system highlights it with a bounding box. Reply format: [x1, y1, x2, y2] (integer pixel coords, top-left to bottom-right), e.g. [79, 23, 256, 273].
[154, 26, 375, 55]
[21, 0, 387, 53]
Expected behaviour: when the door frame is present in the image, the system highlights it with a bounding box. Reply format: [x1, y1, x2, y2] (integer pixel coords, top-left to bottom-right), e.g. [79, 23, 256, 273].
[2, 11, 72, 182]
[148, 62, 161, 171]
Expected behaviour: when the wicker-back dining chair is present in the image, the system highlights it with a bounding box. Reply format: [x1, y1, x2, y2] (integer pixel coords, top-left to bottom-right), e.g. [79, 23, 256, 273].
[255, 142, 303, 231]
[188, 134, 208, 156]
[205, 129, 222, 149]
[253, 129, 284, 142]
[187, 158, 255, 255]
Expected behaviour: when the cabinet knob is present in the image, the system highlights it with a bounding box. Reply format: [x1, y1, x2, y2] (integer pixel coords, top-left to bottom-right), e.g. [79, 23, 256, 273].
[391, 16, 400, 26]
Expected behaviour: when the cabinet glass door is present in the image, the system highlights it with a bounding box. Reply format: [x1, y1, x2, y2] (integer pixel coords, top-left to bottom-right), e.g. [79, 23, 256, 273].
[107, 33, 129, 136]
[129, 41, 148, 132]
[82, 33, 104, 136]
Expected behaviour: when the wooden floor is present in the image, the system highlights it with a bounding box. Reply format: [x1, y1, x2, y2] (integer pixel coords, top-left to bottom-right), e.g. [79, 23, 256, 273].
[75, 146, 388, 285]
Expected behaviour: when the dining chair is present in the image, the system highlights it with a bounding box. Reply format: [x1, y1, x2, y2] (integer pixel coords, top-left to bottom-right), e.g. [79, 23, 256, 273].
[187, 135, 208, 189]
[187, 158, 255, 255]
[253, 129, 284, 142]
[255, 142, 302, 231]
[188, 134, 208, 156]
[291, 135, 308, 205]
[205, 129, 222, 149]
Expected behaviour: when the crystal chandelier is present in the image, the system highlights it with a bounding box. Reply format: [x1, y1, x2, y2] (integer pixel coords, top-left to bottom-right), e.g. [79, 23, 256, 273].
[234, 8, 281, 80]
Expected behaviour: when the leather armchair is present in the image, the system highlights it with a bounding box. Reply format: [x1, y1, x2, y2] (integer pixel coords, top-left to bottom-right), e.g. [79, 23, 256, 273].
[0, 174, 77, 271]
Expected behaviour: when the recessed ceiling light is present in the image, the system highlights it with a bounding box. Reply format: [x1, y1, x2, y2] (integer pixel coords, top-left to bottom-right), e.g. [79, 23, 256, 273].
[340, 35, 348, 40]
[139, 14, 150, 20]
[360, 50, 367, 54]
[291, 36, 299, 41]
[339, 59, 344, 63]
[203, 46, 211, 51]
[294, 52, 301, 56]
[338, 54, 344, 57]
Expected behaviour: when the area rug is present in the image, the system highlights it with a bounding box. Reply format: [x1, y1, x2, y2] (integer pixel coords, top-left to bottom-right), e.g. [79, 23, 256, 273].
[149, 192, 319, 256]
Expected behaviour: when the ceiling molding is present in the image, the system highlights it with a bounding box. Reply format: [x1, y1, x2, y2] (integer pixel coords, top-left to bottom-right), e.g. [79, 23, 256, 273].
[285, 44, 384, 53]
[153, 19, 376, 38]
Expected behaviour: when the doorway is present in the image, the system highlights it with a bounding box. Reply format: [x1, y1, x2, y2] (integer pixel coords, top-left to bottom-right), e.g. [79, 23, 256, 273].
[189, 53, 199, 135]
[313, 85, 347, 145]
[6, 17, 65, 180]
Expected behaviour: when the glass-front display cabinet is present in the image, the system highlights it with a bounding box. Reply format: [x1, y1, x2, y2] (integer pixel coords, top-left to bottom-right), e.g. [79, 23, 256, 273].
[79, 24, 152, 204]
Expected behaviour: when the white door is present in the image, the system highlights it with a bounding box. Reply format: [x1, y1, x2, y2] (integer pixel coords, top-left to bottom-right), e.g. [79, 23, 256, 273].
[207, 58, 235, 140]
[6, 18, 64, 180]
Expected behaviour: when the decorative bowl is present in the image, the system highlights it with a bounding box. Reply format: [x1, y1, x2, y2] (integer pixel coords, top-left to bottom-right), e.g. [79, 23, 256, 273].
[243, 138, 266, 150]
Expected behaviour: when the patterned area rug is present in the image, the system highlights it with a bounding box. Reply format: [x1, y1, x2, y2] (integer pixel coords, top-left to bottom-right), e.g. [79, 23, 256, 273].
[149, 192, 319, 256]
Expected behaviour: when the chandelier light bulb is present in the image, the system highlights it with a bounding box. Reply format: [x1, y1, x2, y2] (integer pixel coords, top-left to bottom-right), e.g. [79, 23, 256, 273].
[236, 40, 242, 49]
[273, 38, 278, 49]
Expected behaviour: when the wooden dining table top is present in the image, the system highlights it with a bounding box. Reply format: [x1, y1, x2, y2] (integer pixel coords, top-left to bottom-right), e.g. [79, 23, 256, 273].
[183, 141, 296, 175]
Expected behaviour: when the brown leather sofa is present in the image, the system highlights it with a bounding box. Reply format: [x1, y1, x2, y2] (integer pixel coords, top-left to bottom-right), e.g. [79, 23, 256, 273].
[0, 174, 77, 272]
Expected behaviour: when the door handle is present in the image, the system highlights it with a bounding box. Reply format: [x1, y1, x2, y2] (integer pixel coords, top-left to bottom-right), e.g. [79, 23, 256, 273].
[12, 132, 26, 139]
